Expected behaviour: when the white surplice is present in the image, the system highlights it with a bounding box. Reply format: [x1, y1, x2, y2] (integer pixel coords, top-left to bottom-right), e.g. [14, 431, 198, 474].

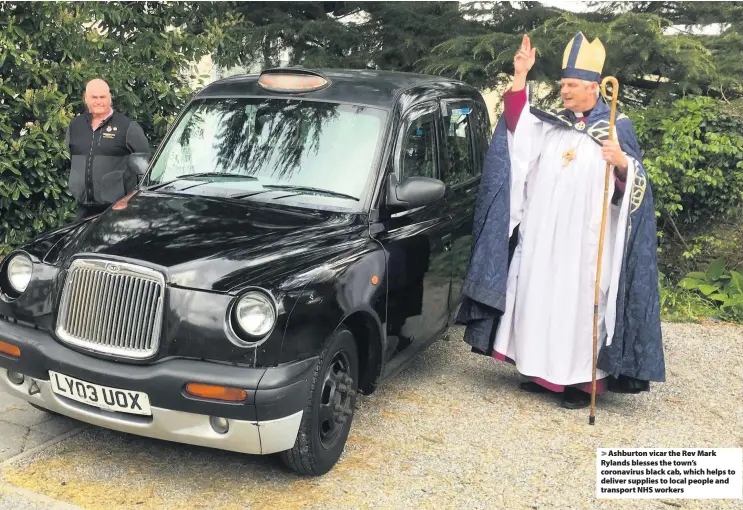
[494, 105, 636, 386]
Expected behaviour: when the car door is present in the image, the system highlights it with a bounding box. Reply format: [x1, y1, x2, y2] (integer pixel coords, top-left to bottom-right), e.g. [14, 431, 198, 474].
[376, 100, 454, 379]
[439, 98, 488, 319]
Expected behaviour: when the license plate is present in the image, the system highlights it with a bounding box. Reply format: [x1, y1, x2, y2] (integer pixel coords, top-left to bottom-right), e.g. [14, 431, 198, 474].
[49, 371, 152, 416]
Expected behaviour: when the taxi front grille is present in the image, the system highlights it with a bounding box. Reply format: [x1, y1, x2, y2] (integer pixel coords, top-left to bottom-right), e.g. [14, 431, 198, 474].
[56, 259, 165, 359]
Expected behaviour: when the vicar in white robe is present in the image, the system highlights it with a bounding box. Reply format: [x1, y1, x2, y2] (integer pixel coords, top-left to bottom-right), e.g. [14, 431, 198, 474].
[491, 33, 643, 409]
[456, 32, 665, 407]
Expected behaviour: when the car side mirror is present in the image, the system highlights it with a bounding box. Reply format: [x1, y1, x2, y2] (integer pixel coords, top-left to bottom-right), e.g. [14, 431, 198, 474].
[124, 153, 151, 193]
[127, 153, 150, 177]
[386, 174, 446, 210]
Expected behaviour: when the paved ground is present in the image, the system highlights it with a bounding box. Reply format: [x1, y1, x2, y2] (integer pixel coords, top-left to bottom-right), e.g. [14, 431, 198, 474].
[0, 322, 741, 509]
[0, 393, 85, 509]
[0, 393, 82, 463]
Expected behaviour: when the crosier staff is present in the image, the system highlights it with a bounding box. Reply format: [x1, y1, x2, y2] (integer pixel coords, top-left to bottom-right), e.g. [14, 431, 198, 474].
[590, 75, 619, 426]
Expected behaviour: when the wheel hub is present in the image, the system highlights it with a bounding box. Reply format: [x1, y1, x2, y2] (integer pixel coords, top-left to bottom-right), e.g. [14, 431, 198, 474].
[318, 350, 354, 449]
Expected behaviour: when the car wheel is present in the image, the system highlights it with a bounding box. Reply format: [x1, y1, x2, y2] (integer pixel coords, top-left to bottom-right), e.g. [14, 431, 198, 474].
[280, 325, 359, 476]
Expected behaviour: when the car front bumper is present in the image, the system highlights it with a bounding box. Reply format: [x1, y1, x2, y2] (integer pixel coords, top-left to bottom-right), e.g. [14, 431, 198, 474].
[0, 368, 302, 455]
[0, 318, 315, 455]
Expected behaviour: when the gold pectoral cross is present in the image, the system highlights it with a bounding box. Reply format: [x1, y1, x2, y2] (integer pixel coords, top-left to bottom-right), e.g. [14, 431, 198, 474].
[562, 147, 576, 167]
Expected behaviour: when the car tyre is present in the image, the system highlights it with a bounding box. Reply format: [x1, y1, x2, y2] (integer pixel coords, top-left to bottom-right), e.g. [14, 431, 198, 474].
[280, 325, 359, 476]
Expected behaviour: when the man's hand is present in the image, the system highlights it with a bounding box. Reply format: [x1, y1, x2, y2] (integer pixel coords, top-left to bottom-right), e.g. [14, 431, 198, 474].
[602, 139, 628, 178]
[513, 34, 536, 92]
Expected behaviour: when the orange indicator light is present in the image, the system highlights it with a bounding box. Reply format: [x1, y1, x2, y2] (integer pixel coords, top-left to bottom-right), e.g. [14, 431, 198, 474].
[0, 340, 21, 358]
[185, 383, 247, 402]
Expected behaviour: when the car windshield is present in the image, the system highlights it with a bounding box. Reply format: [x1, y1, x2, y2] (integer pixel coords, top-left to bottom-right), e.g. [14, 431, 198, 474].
[145, 98, 387, 205]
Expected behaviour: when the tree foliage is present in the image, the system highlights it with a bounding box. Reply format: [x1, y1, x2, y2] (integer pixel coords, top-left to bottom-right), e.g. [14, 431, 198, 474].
[211, 1, 488, 72]
[421, 1, 743, 107]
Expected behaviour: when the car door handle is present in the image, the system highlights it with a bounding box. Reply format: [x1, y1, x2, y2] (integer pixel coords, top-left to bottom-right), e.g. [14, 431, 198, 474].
[441, 234, 452, 250]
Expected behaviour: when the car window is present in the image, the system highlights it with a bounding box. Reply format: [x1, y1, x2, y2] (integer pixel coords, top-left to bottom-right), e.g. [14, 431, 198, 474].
[442, 102, 478, 187]
[399, 110, 438, 180]
[146, 98, 386, 203]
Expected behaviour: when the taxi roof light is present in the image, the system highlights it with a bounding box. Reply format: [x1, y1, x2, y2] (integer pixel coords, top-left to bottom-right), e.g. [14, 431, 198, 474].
[257, 69, 330, 93]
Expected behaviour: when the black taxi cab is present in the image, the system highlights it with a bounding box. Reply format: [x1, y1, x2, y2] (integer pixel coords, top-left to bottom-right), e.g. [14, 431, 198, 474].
[0, 68, 490, 475]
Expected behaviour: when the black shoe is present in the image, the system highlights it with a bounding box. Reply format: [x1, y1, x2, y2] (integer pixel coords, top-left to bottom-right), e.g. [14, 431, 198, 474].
[519, 381, 549, 394]
[562, 387, 591, 409]
[471, 346, 491, 357]
[608, 375, 649, 394]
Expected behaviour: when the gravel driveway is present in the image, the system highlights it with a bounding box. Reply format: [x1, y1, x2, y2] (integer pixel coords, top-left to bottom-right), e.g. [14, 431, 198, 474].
[0, 322, 741, 509]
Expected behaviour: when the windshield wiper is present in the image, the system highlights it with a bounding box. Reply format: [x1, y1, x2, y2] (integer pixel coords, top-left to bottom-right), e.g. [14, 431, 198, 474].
[263, 184, 359, 201]
[175, 172, 258, 180]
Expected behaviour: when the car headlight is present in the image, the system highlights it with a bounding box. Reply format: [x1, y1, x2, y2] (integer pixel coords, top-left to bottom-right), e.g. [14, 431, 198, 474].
[6, 253, 33, 294]
[232, 291, 276, 339]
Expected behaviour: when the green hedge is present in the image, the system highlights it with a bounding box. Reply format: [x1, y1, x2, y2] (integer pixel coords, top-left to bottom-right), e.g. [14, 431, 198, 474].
[631, 97, 743, 322]
[629, 96, 743, 270]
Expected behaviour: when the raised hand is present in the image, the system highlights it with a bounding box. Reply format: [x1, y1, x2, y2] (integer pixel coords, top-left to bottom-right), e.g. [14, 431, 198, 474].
[514, 34, 536, 77]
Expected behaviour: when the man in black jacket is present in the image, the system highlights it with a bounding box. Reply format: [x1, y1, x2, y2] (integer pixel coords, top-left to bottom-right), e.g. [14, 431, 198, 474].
[65, 78, 151, 219]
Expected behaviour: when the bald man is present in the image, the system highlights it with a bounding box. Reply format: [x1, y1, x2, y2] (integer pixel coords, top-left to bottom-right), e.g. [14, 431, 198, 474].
[65, 79, 151, 219]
